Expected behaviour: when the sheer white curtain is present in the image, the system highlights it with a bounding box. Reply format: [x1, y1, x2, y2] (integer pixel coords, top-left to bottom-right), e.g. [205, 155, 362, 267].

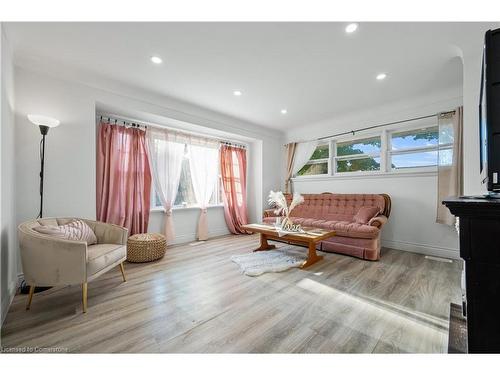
[437, 107, 463, 225]
[188, 138, 220, 240]
[147, 128, 185, 242]
[291, 140, 318, 177]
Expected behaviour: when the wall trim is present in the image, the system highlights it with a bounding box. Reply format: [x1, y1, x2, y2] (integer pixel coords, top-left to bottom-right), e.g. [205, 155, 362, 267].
[168, 227, 230, 246]
[1, 281, 17, 327]
[382, 239, 460, 260]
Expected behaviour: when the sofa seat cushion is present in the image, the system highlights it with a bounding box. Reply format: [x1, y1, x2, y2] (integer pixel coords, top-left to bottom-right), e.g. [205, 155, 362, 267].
[287, 217, 327, 227]
[262, 216, 380, 239]
[291, 217, 379, 239]
[263, 217, 276, 224]
[87, 244, 126, 277]
[262, 217, 327, 227]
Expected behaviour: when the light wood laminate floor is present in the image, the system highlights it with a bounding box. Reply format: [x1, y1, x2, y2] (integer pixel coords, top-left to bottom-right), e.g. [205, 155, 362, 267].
[1, 234, 462, 353]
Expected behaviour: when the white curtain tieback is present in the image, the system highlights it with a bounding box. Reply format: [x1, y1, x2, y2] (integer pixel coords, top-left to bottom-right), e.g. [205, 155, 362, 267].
[166, 208, 173, 216]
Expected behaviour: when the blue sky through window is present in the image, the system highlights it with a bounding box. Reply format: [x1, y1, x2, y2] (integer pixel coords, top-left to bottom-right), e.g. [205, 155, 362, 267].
[390, 127, 441, 168]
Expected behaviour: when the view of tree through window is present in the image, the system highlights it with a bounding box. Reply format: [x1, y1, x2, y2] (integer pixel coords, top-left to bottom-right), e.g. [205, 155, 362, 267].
[390, 126, 443, 169]
[297, 144, 329, 176]
[174, 156, 196, 206]
[291, 123, 453, 178]
[310, 144, 329, 159]
[391, 127, 438, 149]
[336, 136, 381, 172]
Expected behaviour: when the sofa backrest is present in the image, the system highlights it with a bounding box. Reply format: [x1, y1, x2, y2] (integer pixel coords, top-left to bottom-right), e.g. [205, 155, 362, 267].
[286, 193, 390, 222]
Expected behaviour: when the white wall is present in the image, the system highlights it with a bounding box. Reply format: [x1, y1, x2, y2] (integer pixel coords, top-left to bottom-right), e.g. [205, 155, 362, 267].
[461, 42, 484, 195]
[14, 65, 284, 250]
[287, 89, 463, 259]
[1, 24, 17, 325]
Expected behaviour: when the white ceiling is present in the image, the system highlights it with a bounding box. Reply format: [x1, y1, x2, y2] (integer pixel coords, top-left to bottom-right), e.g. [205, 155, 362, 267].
[4, 22, 497, 130]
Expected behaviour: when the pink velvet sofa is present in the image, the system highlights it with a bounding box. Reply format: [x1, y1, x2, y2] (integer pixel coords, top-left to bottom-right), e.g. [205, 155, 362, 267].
[263, 193, 391, 260]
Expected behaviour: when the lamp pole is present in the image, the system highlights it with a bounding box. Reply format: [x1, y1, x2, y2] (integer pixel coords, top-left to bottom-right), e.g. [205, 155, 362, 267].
[38, 125, 49, 218]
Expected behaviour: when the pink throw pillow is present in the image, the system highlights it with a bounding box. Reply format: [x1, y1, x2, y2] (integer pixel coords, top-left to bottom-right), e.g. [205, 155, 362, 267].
[33, 219, 97, 245]
[353, 207, 380, 224]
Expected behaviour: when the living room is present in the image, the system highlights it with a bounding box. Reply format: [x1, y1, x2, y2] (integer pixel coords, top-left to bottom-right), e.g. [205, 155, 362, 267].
[1, 1, 500, 372]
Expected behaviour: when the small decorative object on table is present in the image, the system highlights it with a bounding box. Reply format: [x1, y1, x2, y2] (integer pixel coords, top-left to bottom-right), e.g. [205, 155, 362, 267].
[127, 233, 167, 263]
[268, 190, 305, 235]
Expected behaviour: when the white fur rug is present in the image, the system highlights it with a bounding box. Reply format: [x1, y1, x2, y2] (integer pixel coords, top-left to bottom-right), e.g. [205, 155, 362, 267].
[231, 247, 307, 276]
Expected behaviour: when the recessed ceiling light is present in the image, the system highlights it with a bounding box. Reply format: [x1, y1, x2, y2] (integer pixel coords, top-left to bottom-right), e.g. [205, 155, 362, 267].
[151, 56, 163, 64]
[376, 73, 387, 80]
[281, 109, 288, 114]
[345, 23, 358, 33]
[233, 90, 242, 96]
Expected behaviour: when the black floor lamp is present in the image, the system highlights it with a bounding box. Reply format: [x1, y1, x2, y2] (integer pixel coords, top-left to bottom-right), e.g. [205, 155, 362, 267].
[27, 114, 60, 218]
[20, 114, 61, 294]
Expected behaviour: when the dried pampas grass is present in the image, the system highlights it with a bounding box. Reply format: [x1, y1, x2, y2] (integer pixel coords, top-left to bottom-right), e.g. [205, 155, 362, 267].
[267, 190, 304, 222]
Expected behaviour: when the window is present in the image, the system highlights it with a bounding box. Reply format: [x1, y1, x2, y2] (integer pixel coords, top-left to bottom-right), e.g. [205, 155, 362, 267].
[293, 120, 453, 179]
[389, 126, 441, 170]
[174, 155, 197, 206]
[335, 136, 381, 173]
[151, 143, 222, 209]
[297, 143, 329, 176]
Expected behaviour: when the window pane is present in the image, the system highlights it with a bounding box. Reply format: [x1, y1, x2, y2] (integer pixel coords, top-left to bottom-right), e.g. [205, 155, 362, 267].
[154, 190, 162, 207]
[174, 157, 196, 206]
[438, 148, 453, 166]
[297, 162, 328, 176]
[336, 156, 381, 172]
[337, 137, 381, 156]
[439, 123, 454, 145]
[310, 144, 329, 160]
[209, 176, 222, 205]
[209, 186, 216, 205]
[391, 126, 438, 150]
[391, 151, 437, 169]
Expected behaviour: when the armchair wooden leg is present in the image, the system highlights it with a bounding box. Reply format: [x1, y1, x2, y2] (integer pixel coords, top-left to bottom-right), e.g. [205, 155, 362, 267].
[119, 262, 126, 282]
[82, 283, 88, 313]
[26, 285, 35, 310]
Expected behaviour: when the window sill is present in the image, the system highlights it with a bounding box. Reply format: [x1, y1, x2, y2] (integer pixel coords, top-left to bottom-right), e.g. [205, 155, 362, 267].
[150, 204, 224, 213]
[292, 168, 438, 182]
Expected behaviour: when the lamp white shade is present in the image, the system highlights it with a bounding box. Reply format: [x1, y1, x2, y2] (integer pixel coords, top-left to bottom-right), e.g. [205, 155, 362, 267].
[27, 114, 60, 128]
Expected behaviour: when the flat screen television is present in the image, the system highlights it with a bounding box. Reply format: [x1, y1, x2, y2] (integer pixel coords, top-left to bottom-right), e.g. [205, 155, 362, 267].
[480, 28, 500, 193]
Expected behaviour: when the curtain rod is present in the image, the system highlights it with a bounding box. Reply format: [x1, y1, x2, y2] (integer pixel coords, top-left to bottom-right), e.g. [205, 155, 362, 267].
[99, 115, 147, 130]
[96, 113, 247, 148]
[289, 110, 455, 144]
[220, 141, 247, 149]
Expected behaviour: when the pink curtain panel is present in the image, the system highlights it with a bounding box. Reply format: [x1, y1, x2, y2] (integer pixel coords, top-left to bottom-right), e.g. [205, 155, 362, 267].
[220, 145, 250, 234]
[96, 122, 152, 235]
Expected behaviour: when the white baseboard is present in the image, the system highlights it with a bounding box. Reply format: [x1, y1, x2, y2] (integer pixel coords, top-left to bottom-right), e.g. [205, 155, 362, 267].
[382, 239, 460, 260]
[168, 227, 230, 245]
[1, 280, 17, 327]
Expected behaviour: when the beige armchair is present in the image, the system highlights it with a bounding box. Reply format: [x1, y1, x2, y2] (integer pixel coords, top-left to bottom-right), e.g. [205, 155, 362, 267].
[18, 217, 128, 313]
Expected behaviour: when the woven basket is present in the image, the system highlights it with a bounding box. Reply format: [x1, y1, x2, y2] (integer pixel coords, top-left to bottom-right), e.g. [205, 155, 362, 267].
[127, 233, 167, 263]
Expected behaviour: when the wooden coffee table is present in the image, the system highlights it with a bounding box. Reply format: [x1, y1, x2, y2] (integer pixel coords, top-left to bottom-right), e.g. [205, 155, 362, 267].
[242, 223, 335, 268]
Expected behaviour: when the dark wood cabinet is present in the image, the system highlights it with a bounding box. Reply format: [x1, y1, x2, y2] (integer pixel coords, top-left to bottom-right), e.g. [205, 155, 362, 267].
[443, 197, 500, 353]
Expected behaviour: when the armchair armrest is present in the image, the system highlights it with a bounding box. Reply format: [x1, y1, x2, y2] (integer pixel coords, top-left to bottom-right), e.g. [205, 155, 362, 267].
[18, 228, 87, 286]
[84, 220, 128, 245]
[263, 209, 278, 219]
[368, 215, 388, 228]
